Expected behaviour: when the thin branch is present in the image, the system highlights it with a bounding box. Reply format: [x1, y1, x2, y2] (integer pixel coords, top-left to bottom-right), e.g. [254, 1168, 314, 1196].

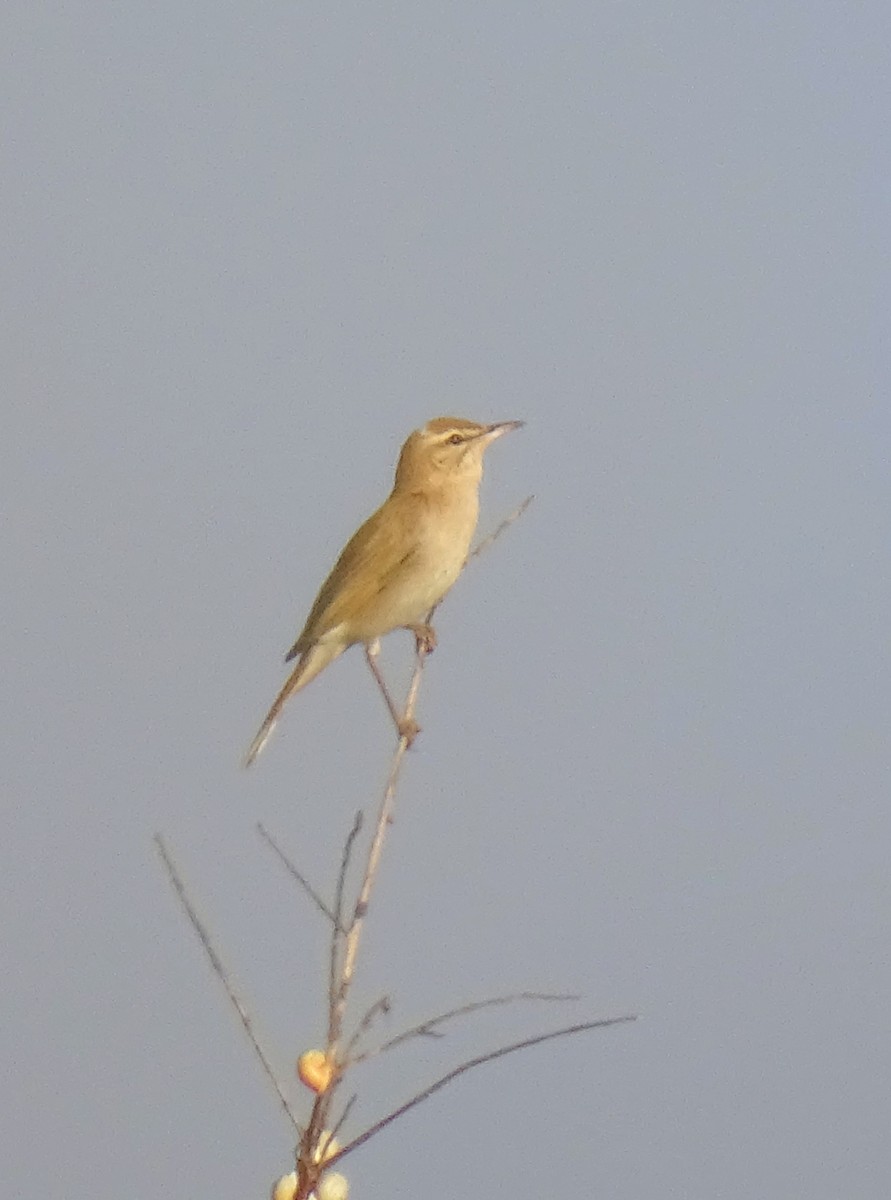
[345, 994, 392, 1058]
[334, 812, 364, 937]
[354, 991, 579, 1063]
[256, 822, 339, 929]
[328, 1093, 358, 1147]
[329, 665, 424, 1054]
[317, 1123, 341, 1166]
[468, 494, 534, 563]
[305, 811, 368, 1193]
[153, 834, 300, 1134]
[328, 812, 363, 1042]
[331, 1015, 637, 1166]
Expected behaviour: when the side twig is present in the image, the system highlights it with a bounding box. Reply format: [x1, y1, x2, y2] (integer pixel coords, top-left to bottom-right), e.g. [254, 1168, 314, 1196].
[330, 1015, 637, 1167]
[256, 822, 338, 929]
[468, 494, 534, 563]
[153, 834, 300, 1135]
[353, 990, 579, 1063]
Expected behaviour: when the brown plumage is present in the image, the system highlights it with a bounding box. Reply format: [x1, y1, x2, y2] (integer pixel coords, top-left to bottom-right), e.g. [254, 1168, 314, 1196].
[244, 416, 522, 765]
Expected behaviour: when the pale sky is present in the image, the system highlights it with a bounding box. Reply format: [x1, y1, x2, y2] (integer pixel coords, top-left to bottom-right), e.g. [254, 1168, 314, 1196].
[3, 3, 890, 1198]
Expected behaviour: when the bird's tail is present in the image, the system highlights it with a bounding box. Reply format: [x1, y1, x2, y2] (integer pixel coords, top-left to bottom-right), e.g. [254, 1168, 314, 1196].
[243, 641, 345, 767]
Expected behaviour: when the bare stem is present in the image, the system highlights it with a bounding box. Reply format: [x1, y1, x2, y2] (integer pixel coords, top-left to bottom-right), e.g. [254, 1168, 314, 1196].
[328, 812, 364, 1043]
[330, 642, 429, 1056]
[468, 494, 534, 563]
[256, 822, 339, 928]
[354, 990, 579, 1063]
[345, 994, 392, 1058]
[330, 1014, 637, 1166]
[153, 834, 300, 1134]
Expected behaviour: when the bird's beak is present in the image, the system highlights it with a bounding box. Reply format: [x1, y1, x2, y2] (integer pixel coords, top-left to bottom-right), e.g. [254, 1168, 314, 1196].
[480, 420, 524, 443]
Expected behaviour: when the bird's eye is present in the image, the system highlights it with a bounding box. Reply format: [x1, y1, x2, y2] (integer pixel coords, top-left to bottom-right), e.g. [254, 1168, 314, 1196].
[447, 433, 463, 445]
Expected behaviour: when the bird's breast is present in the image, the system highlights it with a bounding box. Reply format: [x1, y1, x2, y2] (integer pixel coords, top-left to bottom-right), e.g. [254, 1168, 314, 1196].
[348, 490, 479, 640]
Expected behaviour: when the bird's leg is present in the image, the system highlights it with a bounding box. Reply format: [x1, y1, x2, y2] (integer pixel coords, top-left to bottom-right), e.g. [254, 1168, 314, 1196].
[406, 623, 437, 655]
[364, 641, 420, 746]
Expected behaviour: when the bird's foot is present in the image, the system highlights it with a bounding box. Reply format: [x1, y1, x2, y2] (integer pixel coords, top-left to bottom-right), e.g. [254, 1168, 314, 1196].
[398, 716, 421, 746]
[409, 623, 437, 655]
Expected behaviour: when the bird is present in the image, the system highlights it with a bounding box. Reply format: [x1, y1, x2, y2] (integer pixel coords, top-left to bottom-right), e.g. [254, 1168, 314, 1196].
[244, 416, 523, 765]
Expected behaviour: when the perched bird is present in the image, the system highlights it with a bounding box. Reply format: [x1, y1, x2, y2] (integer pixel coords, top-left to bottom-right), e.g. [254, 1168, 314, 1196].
[244, 416, 523, 765]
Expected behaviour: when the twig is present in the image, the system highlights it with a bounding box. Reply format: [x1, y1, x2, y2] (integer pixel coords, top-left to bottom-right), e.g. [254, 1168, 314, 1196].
[153, 834, 300, 1134]
[328, 1093, 358, 1147]
[330, 660, 425, 1054]
[334, 813, 364, 936]
[468, 494, 534, 562]
[301, 637, 437, 1194]
[354, 991, 579, 1063]
[256, 822, 338, 928]
[330, 1015, 637, 1166]
[328, 812, 364, 1042]
[345, 994, 392, 1058]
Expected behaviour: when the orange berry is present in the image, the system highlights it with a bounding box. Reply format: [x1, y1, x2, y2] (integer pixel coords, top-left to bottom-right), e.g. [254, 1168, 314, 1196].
[297, 1049, 334, 1093]
[271, 1171, 297, 1200]
[317, 1171, 349, 1200]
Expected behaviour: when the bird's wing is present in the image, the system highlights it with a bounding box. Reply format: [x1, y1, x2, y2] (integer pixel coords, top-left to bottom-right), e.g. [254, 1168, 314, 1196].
[285, 498, 420, 661]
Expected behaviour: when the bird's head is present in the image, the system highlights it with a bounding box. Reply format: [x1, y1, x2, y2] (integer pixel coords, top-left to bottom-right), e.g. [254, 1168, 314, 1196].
[394, 417, 523, 492]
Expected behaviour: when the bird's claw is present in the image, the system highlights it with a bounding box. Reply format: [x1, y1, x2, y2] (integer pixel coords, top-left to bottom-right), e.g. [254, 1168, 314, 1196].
[410, 624, 437, 655]
[398, 717, 421, 746]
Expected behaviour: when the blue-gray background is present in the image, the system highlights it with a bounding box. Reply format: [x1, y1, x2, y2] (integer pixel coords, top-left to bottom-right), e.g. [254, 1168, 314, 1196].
[3, 3, 889, 1197]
